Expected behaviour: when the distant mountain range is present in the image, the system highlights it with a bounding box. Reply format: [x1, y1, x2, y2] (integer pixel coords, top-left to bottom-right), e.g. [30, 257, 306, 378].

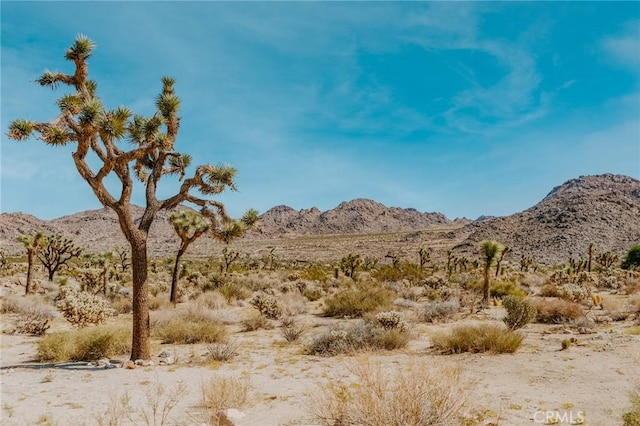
[1, 174, 639, 265]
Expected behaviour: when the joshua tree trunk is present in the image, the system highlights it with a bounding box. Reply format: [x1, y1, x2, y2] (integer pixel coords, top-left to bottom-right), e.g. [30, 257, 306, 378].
[25, 251, 35, 295]
[483, 267, 490, 305]
[170, 247, 186, 304]
[130, 236, 150, 361]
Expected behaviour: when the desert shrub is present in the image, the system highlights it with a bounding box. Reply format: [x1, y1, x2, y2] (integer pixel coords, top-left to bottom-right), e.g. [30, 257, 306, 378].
[305, 320, 410, 356]
[372, 262, 425, 285]
[622, 245, 640, 270]
[374, 310, 407, 331]
[625, 275, 640, 295]
[299, 264, 331, 283]
[249, 292, 282, 319]
[240, 313, 274, 332]
[431, 323, 524, 354]
[322, 283, 392, 318]
[1, 294, 31, 314]
[219, 281, 249, 303]
[310, 359, 469, 426]
[151, 309, 227, 344]
[14, 303, 57, 335]
[280, 317, 305, 342]
[201, 374, 250, 425]
[422, 300, 460, 323]
[531, 298, 585, 323]
[56, 288, 115, 327]
[538, 284, 561, 298]
[195, 291, 227, 310]
[148, 294, 172, 311]
[502, 296, 537, 330]
[205, 340, 240, 362]
[490, 281, 526, 298]
[202, 273, 229, 292]
[37, 323, 131, 361]
[109, 297, 132, 314]
[623, 390, 640, 426]
[556, 283, 590, 303]
[302, 286, 324, 301]
[1, 295, 57, 335]
[422, 275, 448, 290]
[280, 292, 308, 316]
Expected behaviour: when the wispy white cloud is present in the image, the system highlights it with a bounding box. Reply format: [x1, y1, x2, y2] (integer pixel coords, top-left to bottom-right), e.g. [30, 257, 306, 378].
[601, 20, 640, 69]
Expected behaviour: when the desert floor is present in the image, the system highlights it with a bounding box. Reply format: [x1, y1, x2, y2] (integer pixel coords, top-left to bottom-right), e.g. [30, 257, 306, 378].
[1, 300, 639, 426]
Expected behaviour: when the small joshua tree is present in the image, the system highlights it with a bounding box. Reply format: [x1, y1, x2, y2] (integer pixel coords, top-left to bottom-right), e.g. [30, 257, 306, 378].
[418, 247, 431, 271]
[17, 231, 47, 295]
[480, 240, 503, 306]
[339, 253, 363, 280]
[38, 234, 83, 281]
[495, 245, 510, 277]
[169, 211, 211, 303]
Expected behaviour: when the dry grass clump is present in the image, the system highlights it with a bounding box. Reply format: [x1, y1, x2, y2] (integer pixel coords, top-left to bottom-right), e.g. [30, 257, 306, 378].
[194, 291, 227, 310]
[205, 340, 240, 362]
[280, 292, 308, 316]
[310, 358, 470, 426]
[280, 317, 306, 342]
[530, 298, 585, 323]
[240, 313, 274, 332]
[37, 323, 131, 361]
[431, 323, 524, 354]
[2, 295, 57, 335]
[201, 374, 251, 425]
[151, 308, 227, 344]
[148, 294, 172, 311]
[219, 281, 250, 303]
[109, 296, 132, 314]
[305, 320, 410, 356]
[422, 300, 460, 323]
[322, 283, 393, 318]
[624, 390, 640, 426]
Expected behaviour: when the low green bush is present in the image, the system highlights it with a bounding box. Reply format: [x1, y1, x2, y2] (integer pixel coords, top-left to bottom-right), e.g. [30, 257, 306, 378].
[431, 323, 524, 354]
[151, 308, 226, 344]
[322, 283, 392, 317]
[37, 324, 131, 361]
[502, 295, 536, 330]
[305, 320, 410, 356]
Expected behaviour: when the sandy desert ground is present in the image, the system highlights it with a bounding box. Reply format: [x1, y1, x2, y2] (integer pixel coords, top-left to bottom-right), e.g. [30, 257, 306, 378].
[1, 295, 639, 426]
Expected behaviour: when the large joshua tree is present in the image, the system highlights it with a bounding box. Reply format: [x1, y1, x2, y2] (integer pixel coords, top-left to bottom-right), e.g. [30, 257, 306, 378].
[480, 240, 503, 306]
[7, 35, 244, 360]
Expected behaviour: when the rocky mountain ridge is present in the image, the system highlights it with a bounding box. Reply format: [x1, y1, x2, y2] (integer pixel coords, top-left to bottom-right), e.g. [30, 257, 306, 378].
[1, 174, 638, 265]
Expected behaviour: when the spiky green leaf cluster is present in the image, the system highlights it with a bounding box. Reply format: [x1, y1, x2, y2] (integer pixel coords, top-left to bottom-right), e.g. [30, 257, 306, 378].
[170, 210, 211, 237]
[42, 126, 70, 145]
[98, 106, 131, 140]
[57, 94, 82, 114]
[156, 93, 180, 118]
[7, 120, 35, 140]
[36, 70, 68, 89]
[214, 221, 245, 244]
[79, 99, 104, 127]
[64, 34, 95, 61]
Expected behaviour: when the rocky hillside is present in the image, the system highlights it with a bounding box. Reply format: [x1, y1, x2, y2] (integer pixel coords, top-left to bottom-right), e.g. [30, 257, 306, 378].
[252, 198, 450, 237]
[453, 174, 640, 264]
[0, 206, 188, 257]
[1, 174, 638, 265]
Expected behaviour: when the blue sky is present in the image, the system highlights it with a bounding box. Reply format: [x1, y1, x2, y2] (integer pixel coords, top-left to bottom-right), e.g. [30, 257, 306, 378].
[1, 1, 639, 221]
